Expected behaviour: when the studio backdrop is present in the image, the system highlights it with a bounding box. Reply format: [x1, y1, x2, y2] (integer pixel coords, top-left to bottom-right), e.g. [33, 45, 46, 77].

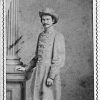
[6, 0, 93, 100]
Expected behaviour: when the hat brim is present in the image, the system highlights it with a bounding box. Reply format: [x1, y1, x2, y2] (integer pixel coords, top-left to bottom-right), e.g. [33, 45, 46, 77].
[39, 12, 58, 24]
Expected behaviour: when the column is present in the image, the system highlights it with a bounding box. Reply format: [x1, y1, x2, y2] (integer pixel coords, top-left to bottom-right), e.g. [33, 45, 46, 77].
[6, 1, 26, 100]
[6, 0, 21, 65]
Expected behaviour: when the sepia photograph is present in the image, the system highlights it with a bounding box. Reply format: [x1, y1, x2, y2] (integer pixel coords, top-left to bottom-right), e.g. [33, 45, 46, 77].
[0, 0, 97, 100]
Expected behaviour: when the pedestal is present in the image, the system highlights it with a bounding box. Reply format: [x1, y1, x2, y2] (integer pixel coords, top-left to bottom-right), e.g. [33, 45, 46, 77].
[6, 0, 26, 100]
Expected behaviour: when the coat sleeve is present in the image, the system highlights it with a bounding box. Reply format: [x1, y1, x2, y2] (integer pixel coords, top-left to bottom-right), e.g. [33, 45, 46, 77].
[48, 33, 65, 79]
[24, 43, 38, 80]
[25, 35, 39, 72]
[25, 55, 37, 80]
[25, 55, 37, 72]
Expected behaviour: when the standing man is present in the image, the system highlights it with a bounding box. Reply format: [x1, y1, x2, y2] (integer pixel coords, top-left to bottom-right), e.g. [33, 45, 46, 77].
[17, 8, 65, 100]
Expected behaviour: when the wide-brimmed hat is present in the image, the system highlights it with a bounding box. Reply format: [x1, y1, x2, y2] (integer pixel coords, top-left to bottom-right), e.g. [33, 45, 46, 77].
[39, 8, 59, 24]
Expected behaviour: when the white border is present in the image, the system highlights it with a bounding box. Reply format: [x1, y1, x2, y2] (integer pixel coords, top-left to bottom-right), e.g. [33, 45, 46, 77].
[93, 0, 96, 100]
[4, 0, 6, 100]
[97, 0, 100, 99]
[0, 0, 6, 100]
[94, 0, 100, 100]
[0, 1, 3, 100]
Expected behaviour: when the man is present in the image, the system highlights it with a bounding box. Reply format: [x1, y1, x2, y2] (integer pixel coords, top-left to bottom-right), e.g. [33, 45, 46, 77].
[17, 8, 65, 100]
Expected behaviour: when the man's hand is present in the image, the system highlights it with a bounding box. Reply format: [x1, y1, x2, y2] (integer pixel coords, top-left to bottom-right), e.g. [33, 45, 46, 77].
[46, 78, 54, 87]
[16, 66, 26, 72]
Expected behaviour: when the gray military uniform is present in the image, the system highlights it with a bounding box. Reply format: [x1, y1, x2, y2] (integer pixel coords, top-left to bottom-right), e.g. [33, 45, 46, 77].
[28, 28, 65, 100]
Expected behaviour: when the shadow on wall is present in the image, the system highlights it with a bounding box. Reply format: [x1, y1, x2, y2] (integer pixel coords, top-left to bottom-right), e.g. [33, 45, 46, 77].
[77, 75, 94, 100]
[9, 35, 23, 52]
[61, 73, 94, 100]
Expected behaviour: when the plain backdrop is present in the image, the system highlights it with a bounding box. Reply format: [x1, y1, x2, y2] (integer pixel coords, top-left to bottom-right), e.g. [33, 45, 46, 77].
[16, 0, 93, 100]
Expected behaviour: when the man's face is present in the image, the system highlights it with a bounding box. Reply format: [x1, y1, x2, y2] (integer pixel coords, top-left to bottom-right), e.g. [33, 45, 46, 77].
[41, 15, 54, 29]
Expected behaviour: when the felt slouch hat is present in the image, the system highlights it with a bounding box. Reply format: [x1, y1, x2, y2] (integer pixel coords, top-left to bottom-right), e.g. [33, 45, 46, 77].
[39, 8, 59, 24]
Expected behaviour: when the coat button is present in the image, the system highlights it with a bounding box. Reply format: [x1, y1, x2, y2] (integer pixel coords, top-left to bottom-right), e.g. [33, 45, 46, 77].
[40, 35, 43, 37]
[39, 45, 45, 48]
[45, 35, 48, 38]
[37, 60, 40, 62]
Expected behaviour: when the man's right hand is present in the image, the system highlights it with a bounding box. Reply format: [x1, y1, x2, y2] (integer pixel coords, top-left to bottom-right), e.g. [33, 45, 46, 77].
[16, 66, 26, 72]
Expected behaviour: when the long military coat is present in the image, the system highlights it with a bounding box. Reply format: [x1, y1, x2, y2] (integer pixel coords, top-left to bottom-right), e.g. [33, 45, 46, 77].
[26, 29, 65, 100]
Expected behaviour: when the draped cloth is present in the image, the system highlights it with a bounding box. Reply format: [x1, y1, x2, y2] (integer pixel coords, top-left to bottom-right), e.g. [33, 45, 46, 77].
[27, 29, 65, 100]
